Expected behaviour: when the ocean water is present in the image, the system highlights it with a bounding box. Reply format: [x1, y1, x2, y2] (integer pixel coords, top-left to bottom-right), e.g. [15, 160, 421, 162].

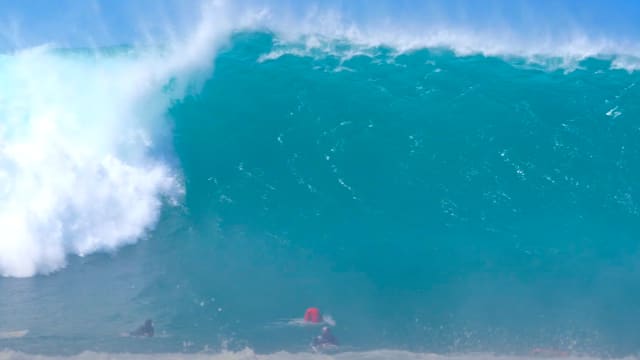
[2, 3, 640, 359]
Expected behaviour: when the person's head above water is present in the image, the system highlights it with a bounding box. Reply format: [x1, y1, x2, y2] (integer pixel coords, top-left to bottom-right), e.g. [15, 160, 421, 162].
[130, 319, 154, 337]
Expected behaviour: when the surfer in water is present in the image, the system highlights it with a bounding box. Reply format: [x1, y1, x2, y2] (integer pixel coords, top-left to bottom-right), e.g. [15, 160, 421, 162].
[312, 326, 338, 347]
[130, 319, 154, 337]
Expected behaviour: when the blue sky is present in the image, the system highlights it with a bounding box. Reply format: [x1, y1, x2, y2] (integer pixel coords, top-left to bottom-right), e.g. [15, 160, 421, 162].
[1, 0, 639, 50]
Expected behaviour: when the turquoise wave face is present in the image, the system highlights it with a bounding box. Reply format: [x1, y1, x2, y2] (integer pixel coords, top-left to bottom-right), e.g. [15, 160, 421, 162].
[167, 32, 640, 354]
[2, 32, 640, 356]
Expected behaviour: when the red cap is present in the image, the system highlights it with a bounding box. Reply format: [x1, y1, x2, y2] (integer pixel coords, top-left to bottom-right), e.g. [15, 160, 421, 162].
[304, 307, 322, 323]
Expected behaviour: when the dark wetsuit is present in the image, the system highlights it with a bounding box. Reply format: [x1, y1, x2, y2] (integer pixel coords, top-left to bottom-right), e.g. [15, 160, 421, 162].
[130, 319, 154, 337]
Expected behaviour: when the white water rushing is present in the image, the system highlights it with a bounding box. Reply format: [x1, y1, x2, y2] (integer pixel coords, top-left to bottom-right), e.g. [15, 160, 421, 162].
[0, 1, 236, 278]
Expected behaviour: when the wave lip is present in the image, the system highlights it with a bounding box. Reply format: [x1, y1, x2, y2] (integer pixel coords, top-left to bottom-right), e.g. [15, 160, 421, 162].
[234, 1, 640, 72]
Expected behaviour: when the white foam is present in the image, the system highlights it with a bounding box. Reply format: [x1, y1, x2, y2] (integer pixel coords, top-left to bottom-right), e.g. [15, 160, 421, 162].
[611, 56, 640, 72]
[606, 106, 622, 119]
[259, 29, 640, 72]
[268, 315, 337, 328]
[0, 349, 630, 360]
[0, 1, 237, 277]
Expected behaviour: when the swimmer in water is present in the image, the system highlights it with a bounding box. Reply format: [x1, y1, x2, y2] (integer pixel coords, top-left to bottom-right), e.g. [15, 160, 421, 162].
[312, 326, 338, 347]
[130, 319, 154, 337]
